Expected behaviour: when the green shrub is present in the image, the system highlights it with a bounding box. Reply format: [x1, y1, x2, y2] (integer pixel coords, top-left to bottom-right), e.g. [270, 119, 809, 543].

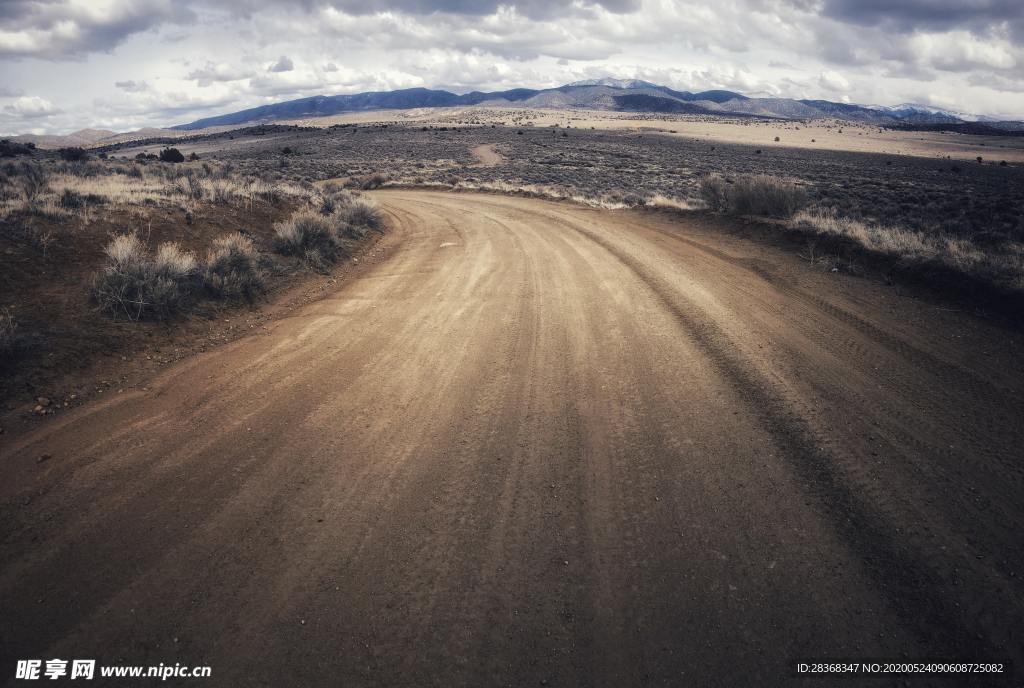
[58, 147, 89, 162]
[159, 147, 185, 163]
[0, 140, 35, 158]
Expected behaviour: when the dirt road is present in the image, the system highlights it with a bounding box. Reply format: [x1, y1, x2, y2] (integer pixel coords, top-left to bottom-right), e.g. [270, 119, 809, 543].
[2, 191, 1022, 686]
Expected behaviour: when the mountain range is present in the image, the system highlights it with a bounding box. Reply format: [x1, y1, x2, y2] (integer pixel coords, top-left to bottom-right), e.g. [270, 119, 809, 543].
[172, 78, 1021, 131]
[7, 79, 1021, 149]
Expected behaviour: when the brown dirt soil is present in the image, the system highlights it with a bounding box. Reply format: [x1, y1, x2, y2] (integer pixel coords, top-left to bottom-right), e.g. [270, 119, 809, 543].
[469, 144, 504, 167]
[0, 199, 382, 430]
[1, 191, 1022, 686]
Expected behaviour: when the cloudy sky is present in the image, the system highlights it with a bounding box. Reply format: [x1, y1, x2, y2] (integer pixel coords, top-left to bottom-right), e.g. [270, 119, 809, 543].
[1, 0, 1023, 135]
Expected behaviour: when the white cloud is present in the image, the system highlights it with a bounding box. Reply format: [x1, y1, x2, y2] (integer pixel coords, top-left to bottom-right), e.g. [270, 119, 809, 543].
[1, 0, 1023, 133]
[818, 69, 850, 92]
[909, 31, 1019, 72]
[187, 61, 253, 86]
[3, 95, 61, 116]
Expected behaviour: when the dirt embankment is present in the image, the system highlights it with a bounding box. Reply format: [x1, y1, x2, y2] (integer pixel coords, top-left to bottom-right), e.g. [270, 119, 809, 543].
[1, 191, 1022, 686]
[0, 199, 384, 436]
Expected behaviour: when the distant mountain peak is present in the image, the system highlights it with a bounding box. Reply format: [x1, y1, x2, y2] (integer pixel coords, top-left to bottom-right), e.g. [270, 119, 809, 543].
[867, 102, 983, 122]
[564, 78, 659, 89]
[157, 79, 1019, 132]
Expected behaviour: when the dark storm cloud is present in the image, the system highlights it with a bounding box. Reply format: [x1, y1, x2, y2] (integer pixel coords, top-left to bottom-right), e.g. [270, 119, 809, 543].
[115, 79, 150, 92]
[0, 0, 196, 59]
[0, 0, 640, 59]
[818, 0, 1024, 37]
[218, 0, 640, 18]
[332, 0, 640, 16]
[268, 55, 294, 72]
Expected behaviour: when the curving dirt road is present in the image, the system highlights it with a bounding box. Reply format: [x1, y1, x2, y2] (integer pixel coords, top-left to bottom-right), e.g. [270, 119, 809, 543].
[2, 191, 1023, 686]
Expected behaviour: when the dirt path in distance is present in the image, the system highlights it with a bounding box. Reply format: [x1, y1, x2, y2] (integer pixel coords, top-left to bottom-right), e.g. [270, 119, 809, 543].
[470, 143, 504, 166]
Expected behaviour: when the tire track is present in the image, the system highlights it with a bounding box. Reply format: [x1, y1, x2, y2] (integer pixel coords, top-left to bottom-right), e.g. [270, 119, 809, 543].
[546, 212, 1018, 666]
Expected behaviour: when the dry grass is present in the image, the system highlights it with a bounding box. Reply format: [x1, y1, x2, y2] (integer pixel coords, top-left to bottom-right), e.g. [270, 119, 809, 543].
[645, 193, 700, 212]
[0, 162, 314, 225]
[792, 208, 1024, 292]
[154, 241, 199, 281]
[399, 177, 696, 213]
[446, 179, 639, 209]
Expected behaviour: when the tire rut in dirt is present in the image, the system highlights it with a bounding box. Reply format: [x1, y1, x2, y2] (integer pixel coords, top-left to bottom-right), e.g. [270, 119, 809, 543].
[555, 217, 1016, 665]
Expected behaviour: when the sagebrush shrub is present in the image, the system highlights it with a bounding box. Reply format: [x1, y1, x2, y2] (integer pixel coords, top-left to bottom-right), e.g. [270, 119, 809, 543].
[184, 173, 204, 201]
[0, 139, 35, 158]
[58, 147, 89, 162]
[203, 234, 265, 301]
[341, 200, 381, 229]
[729, 175, 807, 217]
[360, 174, 385, 190]
[699, 174, 729, 212]
[17, 162, 48, 203]
[273, 211, 340, 265]
[159, 147, 185, 163]
[700, 173, 807, 218]
[93, 235, 193, 320]
[319, 195, 337, 216]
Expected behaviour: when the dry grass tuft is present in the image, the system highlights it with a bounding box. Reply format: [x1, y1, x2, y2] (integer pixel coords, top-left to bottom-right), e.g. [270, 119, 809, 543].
[154, 241, 199, 281]
[645, 194, 700, 212]
[791, 208, 1024, 293]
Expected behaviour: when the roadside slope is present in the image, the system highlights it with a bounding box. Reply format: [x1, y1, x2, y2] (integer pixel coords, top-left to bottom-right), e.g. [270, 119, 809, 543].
[1, 191, 1021, 686]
